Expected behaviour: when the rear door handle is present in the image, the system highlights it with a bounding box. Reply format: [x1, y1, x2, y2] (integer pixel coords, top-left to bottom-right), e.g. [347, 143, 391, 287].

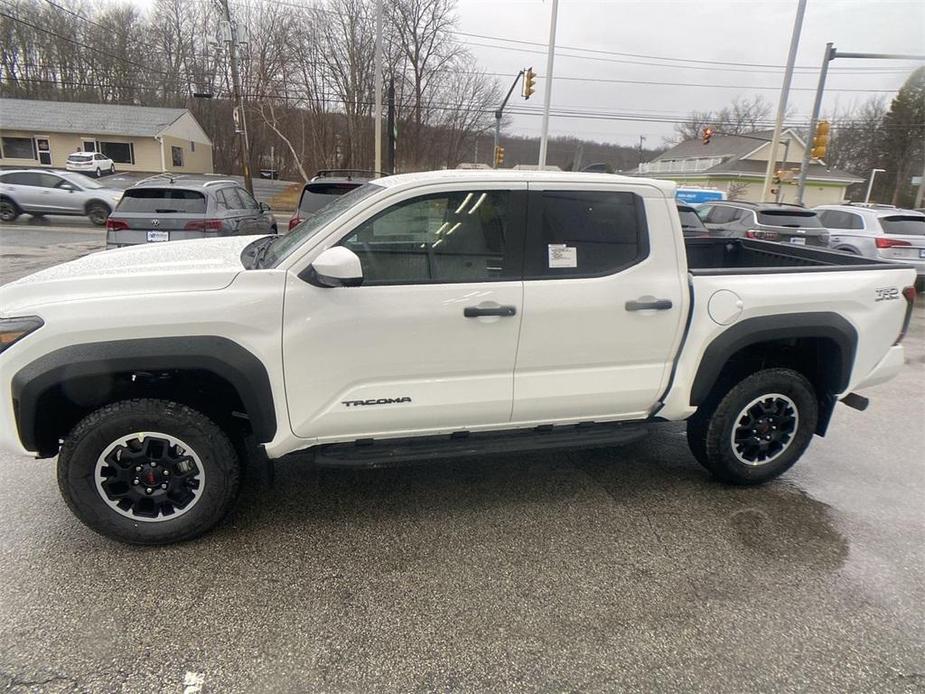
[625, 299, 673, 311]
[464, 305, 517, 318]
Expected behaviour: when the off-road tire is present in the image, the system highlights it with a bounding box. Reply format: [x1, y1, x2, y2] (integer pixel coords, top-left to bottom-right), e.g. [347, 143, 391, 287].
[686, 368, 818, 485]
[0, 197, 20, 222]
[58, 399, 240, 544]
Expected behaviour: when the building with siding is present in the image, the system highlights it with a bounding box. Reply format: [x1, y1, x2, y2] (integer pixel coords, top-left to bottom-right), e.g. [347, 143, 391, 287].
[0, 98, 213, 174]
[635, 128, 863, 206]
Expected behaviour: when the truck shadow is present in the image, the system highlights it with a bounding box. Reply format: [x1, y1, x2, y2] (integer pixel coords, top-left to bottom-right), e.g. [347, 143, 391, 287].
[224, 423, 849, 579]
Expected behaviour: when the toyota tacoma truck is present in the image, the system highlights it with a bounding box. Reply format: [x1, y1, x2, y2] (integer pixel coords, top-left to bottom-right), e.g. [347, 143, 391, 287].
[0, 171, 916, 545]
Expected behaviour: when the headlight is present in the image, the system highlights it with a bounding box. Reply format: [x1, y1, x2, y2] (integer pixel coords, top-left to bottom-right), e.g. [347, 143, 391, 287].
[0, 316, 44, 353]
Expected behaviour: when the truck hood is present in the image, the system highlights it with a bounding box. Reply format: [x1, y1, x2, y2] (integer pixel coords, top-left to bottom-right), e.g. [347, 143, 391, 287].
[1, 235, 261, 314]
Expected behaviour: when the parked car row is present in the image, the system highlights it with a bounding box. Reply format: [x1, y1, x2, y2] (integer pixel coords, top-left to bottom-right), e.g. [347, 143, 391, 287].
[693, 200, 925, 287]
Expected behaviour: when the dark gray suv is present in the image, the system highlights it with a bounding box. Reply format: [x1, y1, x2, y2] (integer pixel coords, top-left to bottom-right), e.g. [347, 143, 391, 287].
[106, 175, 276, 249]
[697, 201, 829, 248]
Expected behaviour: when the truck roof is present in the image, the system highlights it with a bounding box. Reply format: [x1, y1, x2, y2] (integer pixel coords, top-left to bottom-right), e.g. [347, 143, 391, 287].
[372, 169, 677, 196]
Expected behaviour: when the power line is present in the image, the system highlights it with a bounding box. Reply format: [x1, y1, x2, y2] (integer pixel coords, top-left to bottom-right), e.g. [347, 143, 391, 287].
[452, 29, 920, 74]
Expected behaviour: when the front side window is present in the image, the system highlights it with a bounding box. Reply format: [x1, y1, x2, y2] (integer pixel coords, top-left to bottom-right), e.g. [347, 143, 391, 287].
[237, 188, 259, 210]
[1, 137, 36, 160]
[340, 190, 518, 285]
[524, 190, 648, 278]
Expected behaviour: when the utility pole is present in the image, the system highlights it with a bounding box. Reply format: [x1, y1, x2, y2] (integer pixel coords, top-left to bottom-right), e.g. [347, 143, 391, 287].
[637, 135, 647, 167]
[865, 168, 886, 203]
[493, 70, 525, 168]
[386, 79, 396, 174]
[537, 0, 559, 169]
[761, 0, 806, 202]
[373, 0, 383, 175]
[217, 0, 253, 195]
[796, 45, 925, 204]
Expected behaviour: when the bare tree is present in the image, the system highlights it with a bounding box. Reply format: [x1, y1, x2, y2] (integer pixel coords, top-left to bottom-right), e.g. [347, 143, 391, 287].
[672, 95, 774, 142]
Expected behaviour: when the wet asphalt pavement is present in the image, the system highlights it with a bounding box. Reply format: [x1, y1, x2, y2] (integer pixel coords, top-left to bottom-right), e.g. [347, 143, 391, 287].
[0, 246, 923, 692]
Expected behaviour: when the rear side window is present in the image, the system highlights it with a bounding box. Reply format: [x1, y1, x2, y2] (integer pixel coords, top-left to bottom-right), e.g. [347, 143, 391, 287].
[757, 210, 823, 228]
[525, 190, 648, 278]
[879, 215, 925, 236]
[299, 182, 360, 214]
[705, 206, 741, 224]
[818, 210, 863, 229]
[117, 188, 206, 214]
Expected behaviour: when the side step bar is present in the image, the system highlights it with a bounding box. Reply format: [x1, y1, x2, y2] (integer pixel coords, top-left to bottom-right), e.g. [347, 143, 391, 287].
[312, 421, 653, 468]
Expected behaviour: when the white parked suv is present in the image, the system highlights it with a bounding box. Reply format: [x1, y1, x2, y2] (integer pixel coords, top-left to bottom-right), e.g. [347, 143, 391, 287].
[66, 151, 116, 177]
[0, 171, 916, 544]
[816, 204, 925, 289]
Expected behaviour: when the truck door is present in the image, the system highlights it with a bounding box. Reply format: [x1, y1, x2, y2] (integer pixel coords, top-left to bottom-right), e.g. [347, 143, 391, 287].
[282, 184, 527, 441]
[511, 184, 687, 424]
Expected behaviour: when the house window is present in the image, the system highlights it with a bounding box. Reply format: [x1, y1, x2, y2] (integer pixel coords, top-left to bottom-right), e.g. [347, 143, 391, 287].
[190, 141, 195, 152]
[171, 146, 184, 167]
[99, 141, 134, 164]
[1, 136, 37, 160]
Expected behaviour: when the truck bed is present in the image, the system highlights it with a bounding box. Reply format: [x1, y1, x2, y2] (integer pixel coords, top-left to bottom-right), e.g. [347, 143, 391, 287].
[685, 238, 907, 275]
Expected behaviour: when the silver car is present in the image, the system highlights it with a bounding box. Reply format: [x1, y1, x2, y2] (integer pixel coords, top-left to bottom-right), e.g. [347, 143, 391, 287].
[816, 204, 925, 287]
[105, 175, 276, 248]
[0, 169, 123, 226]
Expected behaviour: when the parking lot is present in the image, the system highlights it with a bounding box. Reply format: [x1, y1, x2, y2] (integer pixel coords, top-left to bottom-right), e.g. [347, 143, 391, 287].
[0, 236, 922, 693]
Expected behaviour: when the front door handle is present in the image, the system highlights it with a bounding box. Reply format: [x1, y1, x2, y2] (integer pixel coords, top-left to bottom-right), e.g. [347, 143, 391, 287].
[625, 298, 673, 311]
[464, 305, 517, 318]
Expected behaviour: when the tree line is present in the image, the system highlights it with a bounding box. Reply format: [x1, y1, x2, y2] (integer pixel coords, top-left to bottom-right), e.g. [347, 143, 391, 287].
[0, 0, 506, 178]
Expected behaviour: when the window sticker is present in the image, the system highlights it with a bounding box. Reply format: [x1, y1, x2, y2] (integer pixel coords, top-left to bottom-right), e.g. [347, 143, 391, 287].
[548, 244, 577, 268]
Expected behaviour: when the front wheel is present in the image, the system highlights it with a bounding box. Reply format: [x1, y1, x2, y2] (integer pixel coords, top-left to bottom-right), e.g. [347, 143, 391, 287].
[86, 202, 110, 226]
[687, 368, 818, 485]
[58, 399, 241, 544]
[109, 164, 115, 175]
[95, 167, 102, 177]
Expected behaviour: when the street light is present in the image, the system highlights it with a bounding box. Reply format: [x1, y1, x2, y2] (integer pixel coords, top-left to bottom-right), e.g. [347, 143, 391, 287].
[865, 168, 886, 204]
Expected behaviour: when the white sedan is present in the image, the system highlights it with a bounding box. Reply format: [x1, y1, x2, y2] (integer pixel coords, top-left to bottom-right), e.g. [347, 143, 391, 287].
[66, 151, 116, 177]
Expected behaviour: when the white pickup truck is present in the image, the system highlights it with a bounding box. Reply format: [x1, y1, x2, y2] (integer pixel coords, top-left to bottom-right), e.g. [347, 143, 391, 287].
[0, 171, 916, 544]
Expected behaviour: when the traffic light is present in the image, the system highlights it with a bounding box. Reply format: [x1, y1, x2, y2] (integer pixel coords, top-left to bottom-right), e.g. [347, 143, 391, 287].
[811, 120, 830, 160]
[522, 67, 536, 99]
[702, 127, 713, 145]
[772, 170, 782, 185]
[494, 145, 505, 168]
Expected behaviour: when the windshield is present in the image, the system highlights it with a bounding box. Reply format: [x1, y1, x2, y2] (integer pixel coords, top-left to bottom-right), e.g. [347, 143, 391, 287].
[116, 188, 206, 213]
[263, 182, 383, 267]
[756, 210, 823, 228]
[880, 215, 925, 236]
[678, 206, 705, 229]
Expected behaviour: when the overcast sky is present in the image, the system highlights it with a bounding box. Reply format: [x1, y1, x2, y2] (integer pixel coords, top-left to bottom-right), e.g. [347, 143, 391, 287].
[454, 0, 925, 146]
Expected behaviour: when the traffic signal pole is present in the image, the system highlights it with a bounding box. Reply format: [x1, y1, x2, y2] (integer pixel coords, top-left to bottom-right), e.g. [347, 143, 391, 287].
[796, 45, 925, 204]
[493, 70, 525, 168]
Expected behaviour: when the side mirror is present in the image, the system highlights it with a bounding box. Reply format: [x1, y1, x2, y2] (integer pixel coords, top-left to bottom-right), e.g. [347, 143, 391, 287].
[60, 183, 75, 192]
[259, 201, 271, 212]
[301, 246, 363, 287]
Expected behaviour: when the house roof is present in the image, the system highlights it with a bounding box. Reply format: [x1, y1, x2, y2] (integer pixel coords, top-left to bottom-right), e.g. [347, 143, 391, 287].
[704, 158, 863, 183]
[0, 98, 189, 138]
[653, 129, 805, 161]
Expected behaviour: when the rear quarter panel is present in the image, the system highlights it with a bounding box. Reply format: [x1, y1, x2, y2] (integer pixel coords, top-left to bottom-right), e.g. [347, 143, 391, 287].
[658, 266, 916, 421]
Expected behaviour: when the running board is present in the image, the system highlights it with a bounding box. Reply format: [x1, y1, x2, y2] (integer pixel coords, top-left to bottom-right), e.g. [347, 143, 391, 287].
[312, 421, 652, 468]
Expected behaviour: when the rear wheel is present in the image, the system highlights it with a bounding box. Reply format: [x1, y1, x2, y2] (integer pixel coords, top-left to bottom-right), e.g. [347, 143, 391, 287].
[109, 164, 115, 175]
[58, 399, 241, 544]
[0, 198, 20, 222]
[687, 368, 818, 485]
[86, 202, 110, 226]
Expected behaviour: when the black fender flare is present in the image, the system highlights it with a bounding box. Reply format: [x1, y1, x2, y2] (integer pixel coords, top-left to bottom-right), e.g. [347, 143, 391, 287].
[12, 336, 277, 452]
[689, 312, 858, 406]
